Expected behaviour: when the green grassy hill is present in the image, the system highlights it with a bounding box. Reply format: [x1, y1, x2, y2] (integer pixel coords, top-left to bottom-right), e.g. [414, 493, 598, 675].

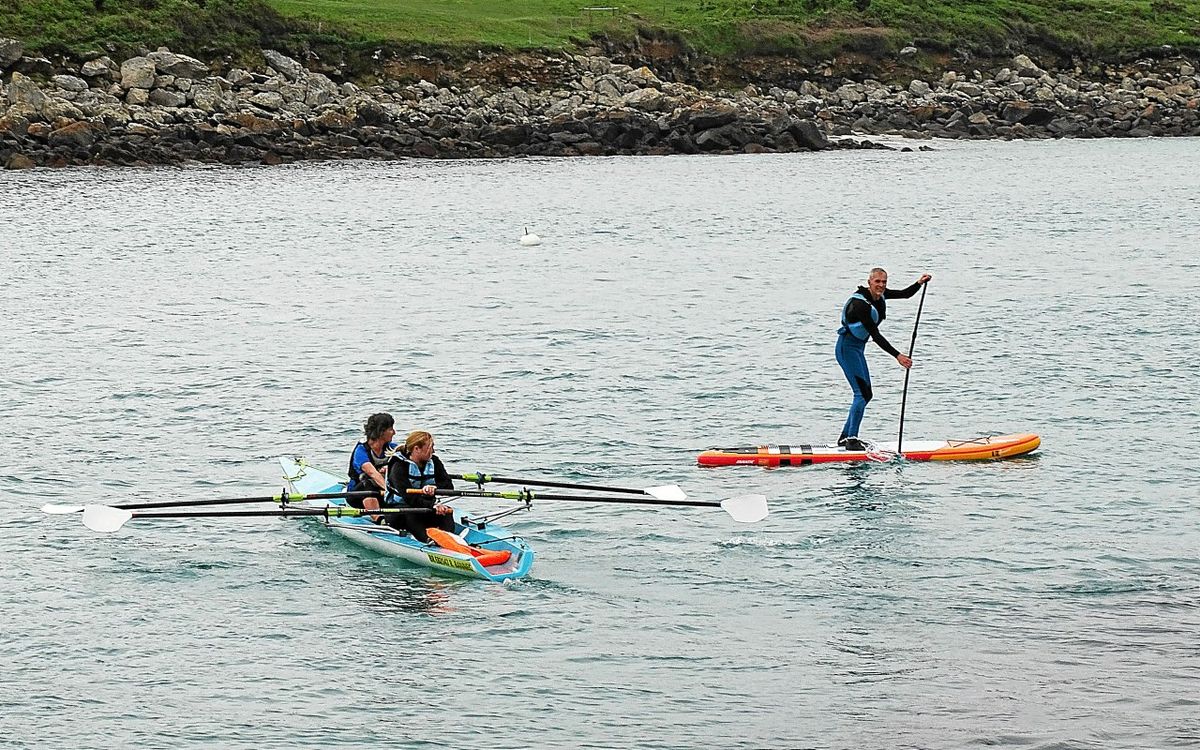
[2, 0, 1198, 66]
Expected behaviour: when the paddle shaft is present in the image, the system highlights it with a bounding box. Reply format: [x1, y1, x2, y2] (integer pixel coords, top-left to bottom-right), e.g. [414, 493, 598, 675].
[897, 281, 929, 454]
[106, 490, 381, 511]
[454, 473, 655, 496]
[417, 488, 721, 509]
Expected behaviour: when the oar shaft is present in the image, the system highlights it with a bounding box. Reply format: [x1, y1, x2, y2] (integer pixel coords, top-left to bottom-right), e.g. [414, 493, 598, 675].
[419, 488, 720, 509]
[122, 506, 429, 520]
[897, 281, 929, 454]
[111, 490, 381, 511]
[454, 473, 651, 496]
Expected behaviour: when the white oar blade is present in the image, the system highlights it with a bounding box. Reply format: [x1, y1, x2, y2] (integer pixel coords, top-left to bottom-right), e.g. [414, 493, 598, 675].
[82, 505, 134, 534]
[645, 484, 687, 502]
[41, 504, 86, 515]
[720, 494, 769, 523]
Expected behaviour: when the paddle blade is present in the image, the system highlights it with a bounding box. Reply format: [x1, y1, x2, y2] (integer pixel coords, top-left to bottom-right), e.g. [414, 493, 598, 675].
[82, 505, 133, 533]
[645, 484, 687, 502]
[720, 494, 769, 523]
[42, 504, 86, 515]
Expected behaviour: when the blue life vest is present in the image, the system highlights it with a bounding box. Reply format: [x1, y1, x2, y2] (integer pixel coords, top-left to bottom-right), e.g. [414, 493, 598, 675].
[400, 457, 437, 491]
[347, 441, 393, 491]
[838, 292, 880, 341]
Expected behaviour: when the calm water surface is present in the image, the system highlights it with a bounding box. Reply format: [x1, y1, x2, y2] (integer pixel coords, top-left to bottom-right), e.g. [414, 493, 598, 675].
[2, 139, 1198, 749]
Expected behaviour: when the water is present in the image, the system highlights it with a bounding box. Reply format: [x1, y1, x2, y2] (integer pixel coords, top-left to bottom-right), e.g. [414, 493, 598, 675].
[2, 139, 1198, 749]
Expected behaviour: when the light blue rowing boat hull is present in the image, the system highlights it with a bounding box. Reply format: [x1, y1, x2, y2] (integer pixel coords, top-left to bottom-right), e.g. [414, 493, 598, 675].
[278, 457, 534, 582]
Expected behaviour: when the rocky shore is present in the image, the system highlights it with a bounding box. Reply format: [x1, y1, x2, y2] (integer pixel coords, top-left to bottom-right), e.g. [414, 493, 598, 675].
[1, 38, 1198, 169]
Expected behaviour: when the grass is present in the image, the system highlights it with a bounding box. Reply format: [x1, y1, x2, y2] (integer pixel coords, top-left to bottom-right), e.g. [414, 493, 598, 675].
[2, 0, 1198, 64]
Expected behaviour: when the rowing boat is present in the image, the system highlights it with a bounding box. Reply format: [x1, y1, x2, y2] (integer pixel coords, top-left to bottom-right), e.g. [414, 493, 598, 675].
[697, 432, 1041, 467]
[279, 457, 535, 582]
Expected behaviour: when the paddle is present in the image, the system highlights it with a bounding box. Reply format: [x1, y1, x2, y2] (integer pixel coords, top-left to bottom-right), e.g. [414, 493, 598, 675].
[453, 473, 687, 502]
[414, 488, 768, 523]
[80, 503, 426, 534]
[42, 490, 381, 516]
[897, 280, 929, 456]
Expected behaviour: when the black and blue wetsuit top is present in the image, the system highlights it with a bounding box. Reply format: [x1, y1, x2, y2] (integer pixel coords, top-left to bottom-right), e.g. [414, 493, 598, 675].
[837, 282, 921, 357]
[347, 441, 396, 492]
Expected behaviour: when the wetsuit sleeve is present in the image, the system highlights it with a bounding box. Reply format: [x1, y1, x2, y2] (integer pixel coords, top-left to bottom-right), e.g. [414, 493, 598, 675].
[846, 298, 900, 357]
[884, 282, 922, 300]
[432, 455, 454, 490]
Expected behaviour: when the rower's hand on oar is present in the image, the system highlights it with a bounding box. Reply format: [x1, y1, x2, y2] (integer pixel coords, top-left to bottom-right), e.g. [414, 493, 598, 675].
[896, 353, 913, 369]
[918, 273, 932, 285]
[434, 505, 453, 516]
[419, 486, 437, 496]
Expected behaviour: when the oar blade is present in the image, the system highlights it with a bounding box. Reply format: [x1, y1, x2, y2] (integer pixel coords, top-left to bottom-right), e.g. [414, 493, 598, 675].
[719, 494, 769, 523]
[42, 503, 86, 515]
[82, 505, 134, 533]
[645, 484, 687, 502]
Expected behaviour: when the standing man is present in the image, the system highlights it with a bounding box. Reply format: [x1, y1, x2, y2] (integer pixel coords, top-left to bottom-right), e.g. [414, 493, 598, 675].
[835, 267, 932, 450]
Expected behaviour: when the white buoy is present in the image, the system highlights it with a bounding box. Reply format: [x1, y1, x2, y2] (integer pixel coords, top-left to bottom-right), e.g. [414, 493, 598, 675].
[519, 227, 542, 246]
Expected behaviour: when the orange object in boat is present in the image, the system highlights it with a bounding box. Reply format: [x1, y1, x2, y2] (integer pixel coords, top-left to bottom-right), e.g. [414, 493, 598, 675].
[427, 527, 512, 567]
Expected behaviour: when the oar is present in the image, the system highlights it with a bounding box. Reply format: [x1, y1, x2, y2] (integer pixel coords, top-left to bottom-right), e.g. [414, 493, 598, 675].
[897, 280, 929, 456]
[453, 473, 687, 502]
[415, 488, 768, 523]
[80, 504, 428, 534]
[42, 490, 382, 516]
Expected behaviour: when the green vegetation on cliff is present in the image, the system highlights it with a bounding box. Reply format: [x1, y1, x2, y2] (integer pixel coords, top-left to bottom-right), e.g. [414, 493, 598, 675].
[2, 0, 1198, 64]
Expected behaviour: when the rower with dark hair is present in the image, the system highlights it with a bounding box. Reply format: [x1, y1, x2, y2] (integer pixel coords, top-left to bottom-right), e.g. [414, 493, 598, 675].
[347, 412, 396, 519]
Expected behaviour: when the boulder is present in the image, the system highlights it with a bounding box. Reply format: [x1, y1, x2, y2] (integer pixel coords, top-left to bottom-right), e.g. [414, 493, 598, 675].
[5, 152, 35, 169]
[148, 89, 187, 107]
[262, 49, 307, 82]
[7, 72, 45, 111]
[147, 49, 209, 78]
[120, 57, 157, 90]
[0, 38, 23, 67]
[53, 75, 89, 92]
[80, 57, 117, 79]
[48, 121, 99, 148]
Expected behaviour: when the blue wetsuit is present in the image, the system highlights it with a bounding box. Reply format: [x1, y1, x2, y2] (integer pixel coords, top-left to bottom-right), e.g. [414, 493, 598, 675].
[835, 282, 921, 441]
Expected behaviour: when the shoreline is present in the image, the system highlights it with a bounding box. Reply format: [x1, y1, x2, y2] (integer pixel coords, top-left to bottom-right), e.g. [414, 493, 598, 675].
[2, 41, 1197, 170]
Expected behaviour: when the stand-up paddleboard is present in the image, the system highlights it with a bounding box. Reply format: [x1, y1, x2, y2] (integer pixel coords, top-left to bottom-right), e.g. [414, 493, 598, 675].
[697, 433, 1040, 467]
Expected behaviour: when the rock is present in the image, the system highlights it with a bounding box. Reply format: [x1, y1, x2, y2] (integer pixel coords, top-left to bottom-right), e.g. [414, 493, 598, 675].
[148, 89, 187, 107]
[191, 81, 224, 113]
[125, 88, 150, 106]
[833, 83, 865, 104]
[628, 66, 662, 87]
[53, 75, 89, 92]
[120, 57, 157, 90]
[908, 80, 931, 96]
[622, 88, 673, 112]
[899, 46, 918, 57]
[789, 119, 829, 150]
[687, 103, 738, 131]
[48, 121, 99, 148]
[0, 114, 30, 137]
[248, 91, 285, 111]
[42, 97, 84, 120]
[80, 57, 117, 79]
[0, 38, 23, 67]
[5, 152, 35, 169]
[1012, 54, 1044, 78]
[147, 49, 209, 78]
[7, 72, 46, 111]
[262, 49, 306, 82]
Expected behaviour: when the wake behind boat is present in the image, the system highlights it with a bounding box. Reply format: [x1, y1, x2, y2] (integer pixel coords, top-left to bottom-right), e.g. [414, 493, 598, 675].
[697, 432, 1040, 467]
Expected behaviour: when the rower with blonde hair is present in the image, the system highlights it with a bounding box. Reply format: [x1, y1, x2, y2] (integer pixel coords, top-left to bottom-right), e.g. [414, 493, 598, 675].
[384, 431, 457, 542]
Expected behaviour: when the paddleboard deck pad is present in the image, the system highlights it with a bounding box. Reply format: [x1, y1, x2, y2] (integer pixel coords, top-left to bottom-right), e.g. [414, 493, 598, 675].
[697, 433, 1040, 467]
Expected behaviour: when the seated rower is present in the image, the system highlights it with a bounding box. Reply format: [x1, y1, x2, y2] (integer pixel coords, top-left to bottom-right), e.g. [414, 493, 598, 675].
[347, 413, 396, 520]
[385, 430, 457, 542]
